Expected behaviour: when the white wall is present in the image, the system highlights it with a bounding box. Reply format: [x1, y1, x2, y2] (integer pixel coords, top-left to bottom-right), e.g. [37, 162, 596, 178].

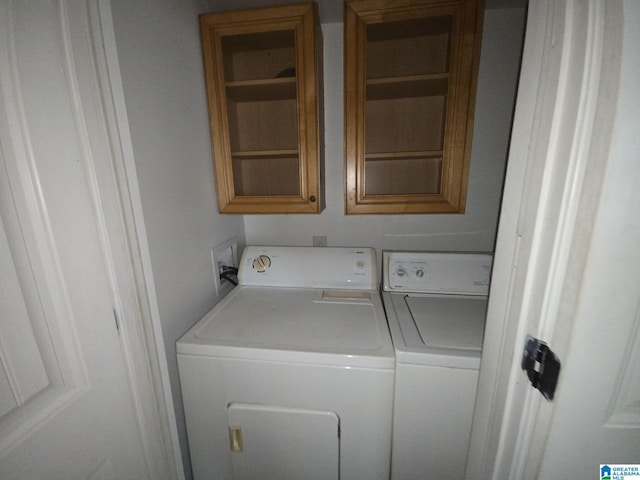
[107, 3, 523, 479]
[244, 9, 525, 255]
[108, 1, 245, 477]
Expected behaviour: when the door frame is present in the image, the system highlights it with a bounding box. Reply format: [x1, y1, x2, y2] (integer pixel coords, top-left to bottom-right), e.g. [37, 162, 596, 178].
[466, 1, 623, 478]
[65, 0, 186, 477]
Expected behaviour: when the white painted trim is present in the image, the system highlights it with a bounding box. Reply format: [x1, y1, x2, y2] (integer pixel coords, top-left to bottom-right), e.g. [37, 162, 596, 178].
[464, 0, 549, 474]
[60, 1, 181, 477]
[508, 3, 611, 477]
[466, 1, 623, 478]
[92, 1, 186, 478]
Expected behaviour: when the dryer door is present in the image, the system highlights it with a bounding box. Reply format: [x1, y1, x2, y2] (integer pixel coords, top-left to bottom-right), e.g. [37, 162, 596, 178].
[227, 403, 340, 480]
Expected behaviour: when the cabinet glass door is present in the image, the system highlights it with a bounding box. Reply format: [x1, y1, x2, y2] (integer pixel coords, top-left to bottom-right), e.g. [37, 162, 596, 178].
[345, 0, 483, 214]
[200, 3, 323, 214]
[221, 30, 301, 196]
[364, 16, 451, 196]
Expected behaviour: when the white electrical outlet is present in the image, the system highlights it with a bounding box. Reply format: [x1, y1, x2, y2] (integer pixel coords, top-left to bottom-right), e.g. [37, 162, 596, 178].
[212, 238, 239, 296]
[313, 235, 327, 247]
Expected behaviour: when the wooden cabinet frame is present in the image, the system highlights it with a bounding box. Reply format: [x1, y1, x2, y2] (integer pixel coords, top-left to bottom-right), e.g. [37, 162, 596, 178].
[201, 3, 324, 214]
[344, 0, 483, 214]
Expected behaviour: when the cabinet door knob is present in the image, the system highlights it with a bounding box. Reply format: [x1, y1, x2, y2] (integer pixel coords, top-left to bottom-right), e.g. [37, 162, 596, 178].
[309, 195, 316, 202]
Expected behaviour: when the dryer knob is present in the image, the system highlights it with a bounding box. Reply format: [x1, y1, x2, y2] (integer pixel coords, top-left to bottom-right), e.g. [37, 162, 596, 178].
[415, 269, 425, 278]
[252, 255, 272, 273]
[395, 267, 407, 277]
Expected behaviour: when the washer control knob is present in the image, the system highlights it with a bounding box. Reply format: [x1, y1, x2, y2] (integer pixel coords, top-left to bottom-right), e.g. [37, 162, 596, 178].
[395, 267, 407, 277]
[356, 260, 365, 269]
[415, 269, 425, 278]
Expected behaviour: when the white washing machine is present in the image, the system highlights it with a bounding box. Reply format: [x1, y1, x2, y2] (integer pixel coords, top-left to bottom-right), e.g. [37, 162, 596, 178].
[178, 246, 395, 480]
[382, 251, 492, 480]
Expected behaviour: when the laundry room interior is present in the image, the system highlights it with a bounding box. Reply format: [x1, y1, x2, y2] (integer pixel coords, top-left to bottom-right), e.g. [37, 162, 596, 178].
[106, 0, 525, 478]
[5, 0, 640, 478]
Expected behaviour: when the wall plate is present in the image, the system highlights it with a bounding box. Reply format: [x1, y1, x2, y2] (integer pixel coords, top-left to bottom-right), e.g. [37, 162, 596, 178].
[212, 238, 238, 296]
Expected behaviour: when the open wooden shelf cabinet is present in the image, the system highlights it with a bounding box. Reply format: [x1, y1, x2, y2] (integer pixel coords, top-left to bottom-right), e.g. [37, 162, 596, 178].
[200, 3, 324, 214]
[344, 0, 484, 214]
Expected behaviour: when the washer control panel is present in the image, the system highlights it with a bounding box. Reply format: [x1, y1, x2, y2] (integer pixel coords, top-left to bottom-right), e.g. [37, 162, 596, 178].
[383, 251, 492, 295]
[239, 246, 377, 290]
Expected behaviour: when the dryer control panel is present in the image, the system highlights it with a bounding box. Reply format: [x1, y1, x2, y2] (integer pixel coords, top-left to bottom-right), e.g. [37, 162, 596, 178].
[239, 246, 377, 290]
[383, 251, 492, 295]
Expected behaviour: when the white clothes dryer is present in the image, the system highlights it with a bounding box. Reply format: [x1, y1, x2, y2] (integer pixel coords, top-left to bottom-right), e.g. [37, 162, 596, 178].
[382, 251, 493, 480]
[178, 246, 395, 480]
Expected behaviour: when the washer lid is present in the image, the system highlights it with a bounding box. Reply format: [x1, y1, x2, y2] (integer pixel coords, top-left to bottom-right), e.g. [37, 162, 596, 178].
[404, 295, 487, 351]
[177, 286, 395, 369]
[384, 292, 488, 369]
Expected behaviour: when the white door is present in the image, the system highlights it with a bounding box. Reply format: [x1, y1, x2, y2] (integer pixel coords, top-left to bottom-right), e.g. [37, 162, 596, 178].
[467, 1, 640, 478]
[0, 2, 175, 479]
[536, 0, 640, 474]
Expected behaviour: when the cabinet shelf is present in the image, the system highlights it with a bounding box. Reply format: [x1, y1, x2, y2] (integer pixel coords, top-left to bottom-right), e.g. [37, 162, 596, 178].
[365, 155, 443, 196]
[365, 150, 444, 160]
[221, 29, 296, 82]
[231, 149, 298, 158]
[366, 74, 448, 100]
[226, 78, 297, 102]
[232, 152, 300, 196]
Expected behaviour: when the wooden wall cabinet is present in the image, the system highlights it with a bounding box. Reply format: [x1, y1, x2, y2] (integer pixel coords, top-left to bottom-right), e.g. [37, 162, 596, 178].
[200, 3, 324, 214]
[344, 0, 483, 214]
